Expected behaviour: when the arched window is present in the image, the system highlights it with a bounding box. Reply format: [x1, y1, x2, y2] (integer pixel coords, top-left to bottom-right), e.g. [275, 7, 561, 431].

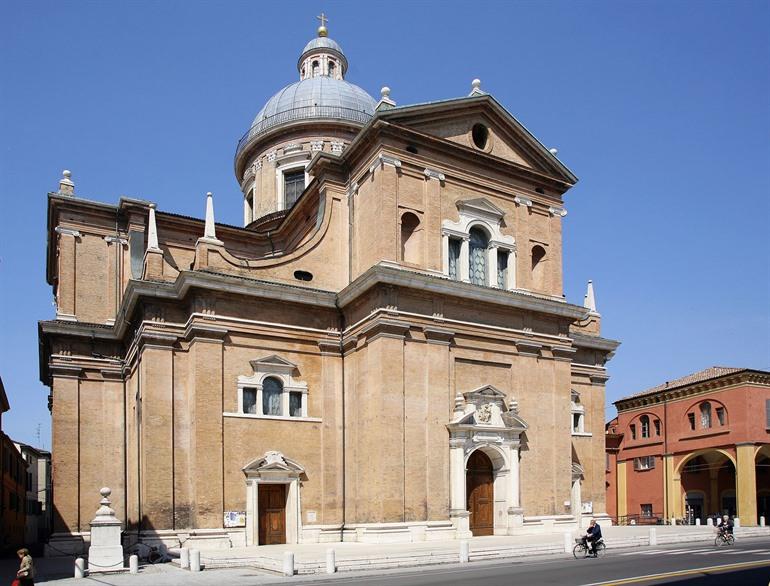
[640, 415, 650, 438]
[700, 402, 712, 429]
[531, 245, 546, 290]
[328, 60, 336, 77]
[469, 227, 489, 286]
[263, 377, 283, 416]
[312, 60, 320, 76]
[400, 212, 421, 265]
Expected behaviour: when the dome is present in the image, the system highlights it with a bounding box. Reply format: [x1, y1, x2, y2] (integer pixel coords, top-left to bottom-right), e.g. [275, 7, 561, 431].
[302, 36, 343, 55]
[252, 77, 376, 129]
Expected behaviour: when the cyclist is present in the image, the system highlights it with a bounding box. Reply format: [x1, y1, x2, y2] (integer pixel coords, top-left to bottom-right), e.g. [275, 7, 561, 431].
[585, 518, 602, 557]
[716, 514, 733, 538]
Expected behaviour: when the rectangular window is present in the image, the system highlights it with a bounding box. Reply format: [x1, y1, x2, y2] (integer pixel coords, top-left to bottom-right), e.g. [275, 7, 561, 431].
[497, 251, 509, 289]
[634, 456, 655, 471]
[572, 413, 581, 433]
[630, 424, 636, 440]
[688, 413, 695, 430]
[448, 238, 461, 280]
[242, 388, 257, 414]
[283, 169, 305, 209]
[289, 392, 302, 417]
[716, 407, 725, 426]
[641, 504, 653, 517]
[766, 399, 770, 428]
[654, 419, 661, 436]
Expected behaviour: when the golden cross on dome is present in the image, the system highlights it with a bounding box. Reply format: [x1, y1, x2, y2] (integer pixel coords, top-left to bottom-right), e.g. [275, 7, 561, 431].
[317, 12, 328, 29]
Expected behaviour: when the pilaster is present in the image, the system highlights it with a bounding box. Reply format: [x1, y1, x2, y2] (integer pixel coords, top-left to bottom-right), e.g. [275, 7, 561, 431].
[55, 227, 80, 320]
[616, 460, 627, 519]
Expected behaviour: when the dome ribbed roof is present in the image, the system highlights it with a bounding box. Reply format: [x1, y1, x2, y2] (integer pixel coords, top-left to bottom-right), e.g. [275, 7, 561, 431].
[302, 36, 343, 55]
[252, 77, 376, 127]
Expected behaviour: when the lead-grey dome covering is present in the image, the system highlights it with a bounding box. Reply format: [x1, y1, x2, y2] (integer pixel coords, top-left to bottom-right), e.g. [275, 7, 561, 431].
[252, 76, 376, 127]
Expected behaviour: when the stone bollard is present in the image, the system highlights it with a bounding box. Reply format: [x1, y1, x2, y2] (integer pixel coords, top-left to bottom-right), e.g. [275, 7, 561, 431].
[129, 555, 138, 574]
[283, 551, 295, 576]
[760, 516, 766, 527]
[180, 547, 189, 569]
[695, 518, 701, 526]
[649, 527, 657, 546]
[326, 548, 336, 574]
[707, 518, 713, 526]
[74, 558, 86, 578]
[734, 518, 740, 529]
[190, 549, 200, 572]
[460, 540, 469, 564]
[563, 532, 572, 553]
[670, 517, 676, 526]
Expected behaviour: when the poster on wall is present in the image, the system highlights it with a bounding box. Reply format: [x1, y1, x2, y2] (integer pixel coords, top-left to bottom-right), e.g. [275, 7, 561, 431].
[224, 511, 246, 528]
[581, 501, 593, 514]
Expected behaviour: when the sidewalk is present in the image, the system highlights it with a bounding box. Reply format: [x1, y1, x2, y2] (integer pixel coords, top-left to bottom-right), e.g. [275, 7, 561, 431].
[15, 525, 770, 583]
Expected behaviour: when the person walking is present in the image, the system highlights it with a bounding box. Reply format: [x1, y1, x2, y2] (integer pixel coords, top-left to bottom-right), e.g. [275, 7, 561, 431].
[15, 548, 35, 586]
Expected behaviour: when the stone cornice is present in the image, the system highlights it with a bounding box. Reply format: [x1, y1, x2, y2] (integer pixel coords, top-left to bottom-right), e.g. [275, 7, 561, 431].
[338, 264, 589, 321]
[571, 331, 621, 353]
[614, 370, 770, 412]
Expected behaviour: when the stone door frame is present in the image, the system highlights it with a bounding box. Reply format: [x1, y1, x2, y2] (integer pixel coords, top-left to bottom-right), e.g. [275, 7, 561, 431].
[243, 451, 304, 546]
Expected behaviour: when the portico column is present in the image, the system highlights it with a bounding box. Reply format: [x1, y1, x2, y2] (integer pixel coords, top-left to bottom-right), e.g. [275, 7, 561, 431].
[488, 244, 499, 288]
[459, 237, 470, 283]
[736, 443, 757, 526]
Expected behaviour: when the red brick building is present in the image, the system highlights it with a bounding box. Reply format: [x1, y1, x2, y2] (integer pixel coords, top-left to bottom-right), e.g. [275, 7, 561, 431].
[606, 367, 770, 526]
[0, 377, 29, 553]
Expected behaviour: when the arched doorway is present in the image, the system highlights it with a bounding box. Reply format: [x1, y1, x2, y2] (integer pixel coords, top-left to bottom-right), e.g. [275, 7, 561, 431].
[466, 450, 494, 536]
[756, 447, 770, 524]
[678, 451, 735, 522]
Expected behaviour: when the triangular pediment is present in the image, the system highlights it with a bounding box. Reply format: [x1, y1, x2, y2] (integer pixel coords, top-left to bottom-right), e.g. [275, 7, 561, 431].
[457, 198, 505, 220]
[249, 355, 297, 374]
[377, 95, 577, 185]
[464, 384, 507, 402]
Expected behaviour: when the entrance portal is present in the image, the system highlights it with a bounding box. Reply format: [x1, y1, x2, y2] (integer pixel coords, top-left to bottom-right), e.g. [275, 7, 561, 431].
[467, 450, 494, 536]
[258, 483, 287, 545]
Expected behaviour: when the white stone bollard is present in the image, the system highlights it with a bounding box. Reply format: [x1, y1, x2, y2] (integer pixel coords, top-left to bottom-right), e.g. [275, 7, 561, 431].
[734, 518, 740, 529]
[760, 516, 766, 527]
[283, 551, 295, 576]
[695, 518, 701, 526]
[74, 558, 86, 578]
[180, 547, 189, 569]
[563, 532, 572, 553]
[670, 517, 676, 526]
[326, 548, 336, 574]
[460, 540, 469, 564]
[649, 528, 657, 546]
[129, 555, 138, 574]
[190, 549, 200, 572]
[707, 518, 713, 526]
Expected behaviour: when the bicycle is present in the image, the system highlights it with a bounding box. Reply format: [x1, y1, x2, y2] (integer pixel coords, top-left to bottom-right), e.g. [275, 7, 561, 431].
[574, 537, 606, 559]
[714, 530, 735, 546]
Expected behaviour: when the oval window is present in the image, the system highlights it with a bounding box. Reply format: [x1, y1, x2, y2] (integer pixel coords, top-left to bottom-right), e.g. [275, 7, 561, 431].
[294, 270, 313, 282]
[472, 124, 489, 150]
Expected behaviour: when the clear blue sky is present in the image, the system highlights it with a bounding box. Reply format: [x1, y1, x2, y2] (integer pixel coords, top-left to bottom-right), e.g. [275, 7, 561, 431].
[1, 1, 768, 448]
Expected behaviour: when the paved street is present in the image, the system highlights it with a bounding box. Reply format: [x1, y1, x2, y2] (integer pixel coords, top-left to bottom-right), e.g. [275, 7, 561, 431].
[14, 536, 770, 586]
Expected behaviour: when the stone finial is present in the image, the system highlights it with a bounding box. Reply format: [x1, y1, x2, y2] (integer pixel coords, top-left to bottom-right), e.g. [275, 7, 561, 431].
[198, 191, 223, 245]
[584, 279, 598, 314]
[92, 486, 117, 522]
[453, 392, 465, 414]
[508, 398, 519, 414]
[59, 169, 75, 196]
[376, 86, 396, 111]
[469, 78, 485, 97]
[549, 147, 559, 155]
[147, 204, 160, 251]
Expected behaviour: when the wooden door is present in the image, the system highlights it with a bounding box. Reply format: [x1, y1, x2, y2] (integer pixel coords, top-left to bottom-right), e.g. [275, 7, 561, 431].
[258, 483, 286, 545]
[467, 450, 494, 536]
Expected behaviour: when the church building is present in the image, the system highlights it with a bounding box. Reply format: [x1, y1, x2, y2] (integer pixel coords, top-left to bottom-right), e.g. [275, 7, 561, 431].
[39, 20, 619, 552]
